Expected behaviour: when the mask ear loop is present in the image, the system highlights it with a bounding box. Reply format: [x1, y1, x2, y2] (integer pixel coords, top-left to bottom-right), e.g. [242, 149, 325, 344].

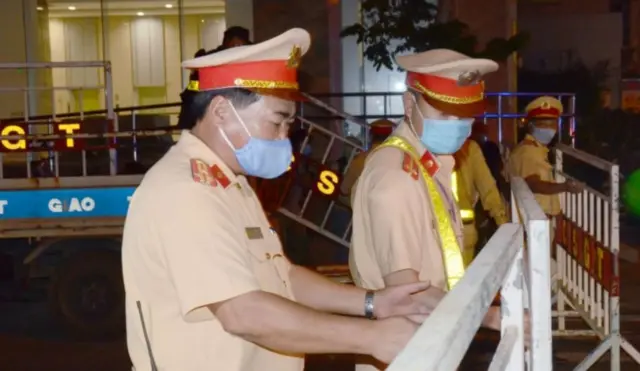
[216, 99, 252, 151]
[406, 91, 423, 140]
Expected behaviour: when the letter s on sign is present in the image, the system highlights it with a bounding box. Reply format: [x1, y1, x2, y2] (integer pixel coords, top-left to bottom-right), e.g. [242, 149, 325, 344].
[317, 170, 339, 196]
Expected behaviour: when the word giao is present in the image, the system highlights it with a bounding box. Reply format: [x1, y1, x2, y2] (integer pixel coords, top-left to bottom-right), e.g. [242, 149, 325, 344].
[0, 123, 81, 151]
[48, 197, 96, 213]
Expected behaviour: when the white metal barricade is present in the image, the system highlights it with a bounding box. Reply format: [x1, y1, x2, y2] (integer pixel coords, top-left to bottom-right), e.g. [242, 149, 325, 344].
[510, 177, 553, 371]
[388, 224, 533, 371]
[387, 178, 553, 371]
[554, 143, 640, 370]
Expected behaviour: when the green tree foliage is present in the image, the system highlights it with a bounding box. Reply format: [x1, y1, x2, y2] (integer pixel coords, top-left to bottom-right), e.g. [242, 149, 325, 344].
[340, 0, 529, 71]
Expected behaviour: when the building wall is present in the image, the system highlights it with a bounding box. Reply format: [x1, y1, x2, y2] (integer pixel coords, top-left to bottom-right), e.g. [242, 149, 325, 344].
[252, 0, 333, 94]
[47, 15, 224, 114]
[519, 13, 623, 106]
[518, 0, 610, 16]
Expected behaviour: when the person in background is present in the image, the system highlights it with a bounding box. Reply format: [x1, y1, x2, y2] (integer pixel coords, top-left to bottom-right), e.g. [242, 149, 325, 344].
[338, 119, 394, 207]
[470, 120, 506, 195]
[452, 136, 508, 266]
[508, 96, 583, 220]
[213, 26, 253, 52]
[467, 120, 509, 255]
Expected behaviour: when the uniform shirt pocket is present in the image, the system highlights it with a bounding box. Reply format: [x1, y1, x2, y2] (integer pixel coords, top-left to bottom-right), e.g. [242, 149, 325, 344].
[245, 228, 293, 299]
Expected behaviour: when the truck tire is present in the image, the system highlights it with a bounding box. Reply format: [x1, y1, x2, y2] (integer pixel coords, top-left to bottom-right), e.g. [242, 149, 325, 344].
[49, 249, 124, 339]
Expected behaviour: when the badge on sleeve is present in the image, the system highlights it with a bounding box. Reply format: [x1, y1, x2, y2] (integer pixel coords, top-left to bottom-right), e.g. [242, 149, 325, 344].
[190, 159, 217, 187]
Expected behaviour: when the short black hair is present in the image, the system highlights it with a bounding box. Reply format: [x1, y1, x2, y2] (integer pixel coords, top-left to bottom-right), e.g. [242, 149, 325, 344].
[177, 88, 261, 130]
[223, 26, 251, 46]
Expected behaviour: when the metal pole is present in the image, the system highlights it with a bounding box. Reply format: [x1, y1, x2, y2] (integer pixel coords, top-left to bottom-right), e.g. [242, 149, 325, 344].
[178, 0, 186, 89]
[104, 62, 117, 175]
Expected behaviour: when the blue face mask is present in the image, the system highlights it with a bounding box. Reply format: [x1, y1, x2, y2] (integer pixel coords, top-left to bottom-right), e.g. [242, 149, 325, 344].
[531, 127, 556, 145]
[220, 102, 293, 179]
[419, 118, 473, 155]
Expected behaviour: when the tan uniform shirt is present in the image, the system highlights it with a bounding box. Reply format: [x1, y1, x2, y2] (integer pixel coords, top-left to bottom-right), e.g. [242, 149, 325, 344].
[339, 143, 381, 207]
[349, 120, 463, 292]
[122, 131, 303, 371]
[456, 140, 508, 225]
[508, 134, 561, 216]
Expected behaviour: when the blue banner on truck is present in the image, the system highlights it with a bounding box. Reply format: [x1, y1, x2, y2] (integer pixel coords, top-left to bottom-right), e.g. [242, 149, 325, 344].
[0, 187, 136, 219]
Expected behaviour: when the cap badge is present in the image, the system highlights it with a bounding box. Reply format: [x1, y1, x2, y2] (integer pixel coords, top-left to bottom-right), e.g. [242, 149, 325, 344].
[541, 101, 551, 109]
[287, 45, 302, 69]
[457, 70, 481, 86]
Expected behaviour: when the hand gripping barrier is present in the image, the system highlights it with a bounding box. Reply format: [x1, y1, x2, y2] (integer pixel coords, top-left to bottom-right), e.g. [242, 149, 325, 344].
[386, 177, 553, 371]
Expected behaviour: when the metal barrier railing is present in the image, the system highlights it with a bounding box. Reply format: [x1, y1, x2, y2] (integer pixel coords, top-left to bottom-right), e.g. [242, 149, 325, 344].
[388, 177, 553, 371]
[554, 143, 640, 369]
[388, 224, 528, 370]
[510, 177, 553, 371]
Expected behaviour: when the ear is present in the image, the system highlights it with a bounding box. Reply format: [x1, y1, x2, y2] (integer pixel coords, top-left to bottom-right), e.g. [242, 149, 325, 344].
[402, 91, 414, 117]
[208, 95, 229, 124]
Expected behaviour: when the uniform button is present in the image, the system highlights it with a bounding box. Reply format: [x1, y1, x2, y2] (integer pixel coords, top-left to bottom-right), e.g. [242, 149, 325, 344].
[265, 253, 272, 259]
[427, 160, 434, 167]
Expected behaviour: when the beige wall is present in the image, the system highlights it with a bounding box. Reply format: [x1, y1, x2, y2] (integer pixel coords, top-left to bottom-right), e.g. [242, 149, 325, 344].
[47, 14, 225, 115]
[0, 0, 54, 119]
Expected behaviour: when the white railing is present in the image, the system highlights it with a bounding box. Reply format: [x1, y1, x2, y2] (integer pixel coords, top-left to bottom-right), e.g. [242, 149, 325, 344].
[387, 177, 553, 371]
[510, 177, 553, 371]
[388, 224, 527, 371]
[554, 144, 640, 370]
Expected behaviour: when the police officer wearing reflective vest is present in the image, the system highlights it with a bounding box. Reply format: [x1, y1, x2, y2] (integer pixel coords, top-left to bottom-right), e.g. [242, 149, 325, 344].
[508, 96, 583, 220]
[349, 49, 505, 370]
[122, 29, 433, 371]
[339, 119, 394, 207]
[453, 135, 508, 266]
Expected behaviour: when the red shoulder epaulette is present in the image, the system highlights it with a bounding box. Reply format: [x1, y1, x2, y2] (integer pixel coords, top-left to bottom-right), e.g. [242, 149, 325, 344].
[401, 150, 439, 179]
[419, 151, 439, 177]
[402, 153, 420, 180]
[190, 159, 231, 189]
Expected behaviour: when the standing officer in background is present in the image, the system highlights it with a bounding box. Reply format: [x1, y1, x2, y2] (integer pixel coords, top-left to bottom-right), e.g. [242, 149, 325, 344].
[339, 119, 394, 206]
[508, 96, 583, 219]
[122, 29, 431, 371]
[349, 49, 505, 370]
[453, 136, 508, 266]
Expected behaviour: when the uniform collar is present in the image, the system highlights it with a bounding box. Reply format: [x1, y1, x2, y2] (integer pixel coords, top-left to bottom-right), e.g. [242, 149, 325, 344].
[176, 130, 238, 188]
[522, 134, 549, 153]
[393, 120, 442, 176]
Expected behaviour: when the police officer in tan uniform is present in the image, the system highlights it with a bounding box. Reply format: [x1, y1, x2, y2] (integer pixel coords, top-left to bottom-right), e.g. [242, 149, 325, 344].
[508, 96, 583, 218]
[508, 96, 583, 287]
[453, 137, 508, 266]
[122, 29, 432, 371]
[339, 119, 394, 206]
[349, 49, 506, 370]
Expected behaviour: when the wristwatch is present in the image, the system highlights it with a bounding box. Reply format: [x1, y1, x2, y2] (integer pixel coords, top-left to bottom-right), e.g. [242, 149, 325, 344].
[364, 290, 376, 319]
